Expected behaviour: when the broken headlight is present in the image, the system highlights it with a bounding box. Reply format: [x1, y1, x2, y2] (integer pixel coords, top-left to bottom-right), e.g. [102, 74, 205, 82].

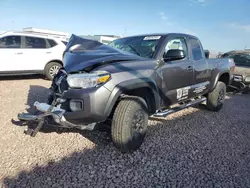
[66, 71, 111, 89]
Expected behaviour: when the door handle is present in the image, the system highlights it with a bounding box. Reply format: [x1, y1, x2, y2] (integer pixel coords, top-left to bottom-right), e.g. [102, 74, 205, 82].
[15, 52, 23, 55]
[46, 51, 52, 54]
[186, 66, 193, 71]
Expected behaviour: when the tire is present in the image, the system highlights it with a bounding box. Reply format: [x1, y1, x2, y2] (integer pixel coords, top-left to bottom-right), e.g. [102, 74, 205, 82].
[44, 62, 62, 80]
[206, 81, 226, 112]
[111, 97, 148, 153]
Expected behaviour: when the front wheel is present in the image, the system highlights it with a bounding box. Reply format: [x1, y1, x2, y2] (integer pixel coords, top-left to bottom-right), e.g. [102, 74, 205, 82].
[111, 97, 148, 153]
[206, 81, 226, 112]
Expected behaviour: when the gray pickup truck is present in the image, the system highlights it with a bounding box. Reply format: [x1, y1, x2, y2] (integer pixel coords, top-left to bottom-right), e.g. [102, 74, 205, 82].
[18, 33, 235, 153]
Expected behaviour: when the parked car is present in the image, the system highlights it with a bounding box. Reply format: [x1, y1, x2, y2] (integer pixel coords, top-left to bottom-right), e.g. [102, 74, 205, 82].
[220, 50, 250, 92]
[0, 31, 68, 80]
[18, 33, 235, 153]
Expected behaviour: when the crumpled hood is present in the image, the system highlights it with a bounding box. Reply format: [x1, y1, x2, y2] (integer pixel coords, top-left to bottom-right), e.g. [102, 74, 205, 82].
[63, 34, 148, 73]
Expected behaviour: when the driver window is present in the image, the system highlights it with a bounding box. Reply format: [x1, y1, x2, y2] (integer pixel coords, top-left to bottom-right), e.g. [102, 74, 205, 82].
[164, 37, 188, 57]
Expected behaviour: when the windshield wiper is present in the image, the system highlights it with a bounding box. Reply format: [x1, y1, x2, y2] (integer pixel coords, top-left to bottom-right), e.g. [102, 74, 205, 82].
[128, 45, 141, 56]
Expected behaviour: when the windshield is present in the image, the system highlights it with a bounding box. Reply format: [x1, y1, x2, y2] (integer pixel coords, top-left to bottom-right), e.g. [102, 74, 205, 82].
[107, 35, 162, 58]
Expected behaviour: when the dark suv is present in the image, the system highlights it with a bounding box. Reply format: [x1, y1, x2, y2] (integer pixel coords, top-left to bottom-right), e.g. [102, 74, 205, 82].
[221, 50, 250, 91]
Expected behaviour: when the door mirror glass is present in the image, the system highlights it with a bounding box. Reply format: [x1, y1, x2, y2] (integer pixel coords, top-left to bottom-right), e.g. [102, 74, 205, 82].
[245, 76, 250, 84]
[204, 50, 210, 58]
[163, 49, 185, 61]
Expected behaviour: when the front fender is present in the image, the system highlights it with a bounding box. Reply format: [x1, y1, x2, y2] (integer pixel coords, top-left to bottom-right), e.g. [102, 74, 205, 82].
[209, 70, 230, 92]
[103, 78, 160, 116]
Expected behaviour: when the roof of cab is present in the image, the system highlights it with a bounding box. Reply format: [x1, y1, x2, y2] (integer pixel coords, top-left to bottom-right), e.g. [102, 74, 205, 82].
[117, 32, 198, 39]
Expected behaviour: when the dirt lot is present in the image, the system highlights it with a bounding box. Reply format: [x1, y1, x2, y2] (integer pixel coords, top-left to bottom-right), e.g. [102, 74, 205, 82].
[0, 76, 250, 188]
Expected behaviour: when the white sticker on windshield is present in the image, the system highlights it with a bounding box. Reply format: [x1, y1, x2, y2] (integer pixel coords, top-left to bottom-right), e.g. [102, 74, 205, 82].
[143, 36, 161, 40]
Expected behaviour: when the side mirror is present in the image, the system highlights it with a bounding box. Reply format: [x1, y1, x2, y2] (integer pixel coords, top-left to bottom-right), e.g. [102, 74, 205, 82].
[163, 49, 185, 61]
[204, 50, 210, 59]
[245, 76, 250, 84]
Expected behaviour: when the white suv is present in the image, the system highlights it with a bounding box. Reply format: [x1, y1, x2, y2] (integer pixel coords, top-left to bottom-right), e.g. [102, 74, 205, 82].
[0, 31, 68, 80]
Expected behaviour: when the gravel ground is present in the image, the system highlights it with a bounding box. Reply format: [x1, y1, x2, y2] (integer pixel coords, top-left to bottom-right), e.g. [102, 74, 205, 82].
[0, 76, 250, 188]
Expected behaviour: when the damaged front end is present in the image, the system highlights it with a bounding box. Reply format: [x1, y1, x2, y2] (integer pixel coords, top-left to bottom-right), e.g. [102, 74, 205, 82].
[226, 58, 250, 93]
[18, 68, 100, 137]
[229, 74, 250, 94]
[17, 34, 143, 137]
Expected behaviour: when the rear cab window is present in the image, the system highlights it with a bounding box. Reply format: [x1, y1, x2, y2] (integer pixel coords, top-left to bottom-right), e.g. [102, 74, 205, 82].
[190, 38, 204, 61]
[0, 35, 21, 48]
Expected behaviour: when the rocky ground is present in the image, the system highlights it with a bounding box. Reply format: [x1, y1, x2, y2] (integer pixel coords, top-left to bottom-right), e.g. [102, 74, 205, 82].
[0, 75, 250, 188]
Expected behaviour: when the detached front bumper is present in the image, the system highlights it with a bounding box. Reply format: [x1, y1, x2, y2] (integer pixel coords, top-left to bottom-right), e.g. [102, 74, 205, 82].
[17, 68, 113, 136]
[18, 83, 112, 133]
[17, 101, 96, 131]
[229, 74, 250, 91]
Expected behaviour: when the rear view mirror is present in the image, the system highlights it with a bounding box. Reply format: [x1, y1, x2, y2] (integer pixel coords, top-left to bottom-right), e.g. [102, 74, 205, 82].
[163, 49, 185, 61]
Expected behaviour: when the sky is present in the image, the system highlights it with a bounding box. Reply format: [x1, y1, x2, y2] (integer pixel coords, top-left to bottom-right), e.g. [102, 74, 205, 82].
[0, 0, 250, 52]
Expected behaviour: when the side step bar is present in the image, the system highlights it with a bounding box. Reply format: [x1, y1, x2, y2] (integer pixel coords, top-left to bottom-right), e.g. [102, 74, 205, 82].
[153, 97, 206, 117]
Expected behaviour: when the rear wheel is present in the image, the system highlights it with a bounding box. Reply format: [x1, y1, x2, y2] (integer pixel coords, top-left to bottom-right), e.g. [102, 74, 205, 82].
[206, 81, 226, 111]
[111, 97, 148, 153]
[44, 62, 62, 80]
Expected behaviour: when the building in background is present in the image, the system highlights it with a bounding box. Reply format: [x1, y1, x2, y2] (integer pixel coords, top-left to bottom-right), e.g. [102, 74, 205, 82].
[79, 35, 120, 44]
[205, 50, 225, 58]
[207, 50, 220, 58]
